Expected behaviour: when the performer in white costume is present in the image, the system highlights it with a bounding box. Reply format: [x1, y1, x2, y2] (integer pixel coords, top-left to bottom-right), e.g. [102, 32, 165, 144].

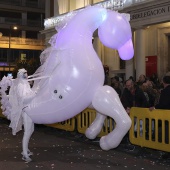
[0, 6, 134, 162]
[8, 68, 37, 162]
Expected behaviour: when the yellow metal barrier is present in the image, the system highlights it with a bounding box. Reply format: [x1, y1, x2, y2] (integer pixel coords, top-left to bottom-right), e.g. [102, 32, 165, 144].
[0, 114, 5, 118]
[46, 118, 76, 131]
[129, 107, 170, 152]
[77, 108, 115, 137]
[46, 108, 115, 137]
[1, 103, 170, 153]
[0, 107, 5, 118]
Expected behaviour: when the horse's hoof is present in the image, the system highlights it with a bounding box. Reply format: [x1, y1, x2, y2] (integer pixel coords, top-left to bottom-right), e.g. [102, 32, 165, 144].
[100, 136, 120, 150]
[100, 136, 111, 151]
[22, 156, 32, 162]
[85, 128, 96, 139]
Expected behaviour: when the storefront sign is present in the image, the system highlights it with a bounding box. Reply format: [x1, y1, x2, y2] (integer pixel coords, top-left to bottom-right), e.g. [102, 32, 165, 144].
[123, 0, 170, 27]
[130, 6, 170, 21]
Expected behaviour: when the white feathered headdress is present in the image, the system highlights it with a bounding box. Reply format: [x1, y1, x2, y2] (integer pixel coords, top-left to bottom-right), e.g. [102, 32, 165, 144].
[17, 68, 27, 78]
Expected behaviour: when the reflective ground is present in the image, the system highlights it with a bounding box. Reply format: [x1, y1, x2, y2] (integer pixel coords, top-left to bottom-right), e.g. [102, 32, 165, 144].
[0, 118, 170, 170]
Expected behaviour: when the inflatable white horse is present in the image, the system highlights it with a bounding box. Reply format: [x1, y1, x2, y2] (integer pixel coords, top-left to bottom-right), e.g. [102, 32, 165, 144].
[1, 6, 134, 160]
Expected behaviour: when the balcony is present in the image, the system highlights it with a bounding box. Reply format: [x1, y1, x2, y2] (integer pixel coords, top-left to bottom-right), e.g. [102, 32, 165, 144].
[0, 36, 45, 50]
[0, 17, 43, 29]
[0, 36, 45, 72]
[0, 0, 45, 9]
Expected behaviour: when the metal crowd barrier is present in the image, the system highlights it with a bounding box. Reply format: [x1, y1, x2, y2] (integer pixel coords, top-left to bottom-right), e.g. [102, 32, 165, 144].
[0, 109, 6, 118]
[45, 118, 76, 132]
[1, 106, 170, 152]
[129, 107, 170, 152]
[46, 108, 115, 136]
[0, 113, 5, 118]
[76, 108, 115, 137]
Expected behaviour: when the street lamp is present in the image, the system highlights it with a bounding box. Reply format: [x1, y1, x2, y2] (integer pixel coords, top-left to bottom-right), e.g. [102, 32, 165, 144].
[8, 25, 18, 71]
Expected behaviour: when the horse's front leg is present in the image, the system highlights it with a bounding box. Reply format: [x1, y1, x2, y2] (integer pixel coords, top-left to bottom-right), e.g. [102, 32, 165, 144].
[85, 112, 106, 139]
[92, 85, 131, 150]
[22, 111, 34, 162]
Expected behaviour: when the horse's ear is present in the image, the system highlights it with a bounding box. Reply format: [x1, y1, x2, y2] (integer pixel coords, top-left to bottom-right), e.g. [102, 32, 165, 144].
[121, 13, 130, 22]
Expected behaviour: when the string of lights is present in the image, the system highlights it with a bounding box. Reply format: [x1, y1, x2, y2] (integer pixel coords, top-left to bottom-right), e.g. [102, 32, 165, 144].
[44, 0, 151, 29]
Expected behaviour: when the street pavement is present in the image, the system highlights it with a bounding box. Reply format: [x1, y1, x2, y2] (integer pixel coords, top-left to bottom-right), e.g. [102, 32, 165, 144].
[0, 117, 170, 170]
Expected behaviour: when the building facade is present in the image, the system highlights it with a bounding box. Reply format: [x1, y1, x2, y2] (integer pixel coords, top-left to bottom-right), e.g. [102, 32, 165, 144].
[0, 0, 46, 77]
[123, 0, 170, 80]
[43, 0, 170, 81]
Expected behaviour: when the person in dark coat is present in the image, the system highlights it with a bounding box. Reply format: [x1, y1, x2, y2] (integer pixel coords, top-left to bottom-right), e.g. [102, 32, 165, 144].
[149, 76, 170, 158]
[121, 79, 149, 114]
[120, 79, 149, 149]
[111, 76, 123, 97]
[149, 75, 170, 110]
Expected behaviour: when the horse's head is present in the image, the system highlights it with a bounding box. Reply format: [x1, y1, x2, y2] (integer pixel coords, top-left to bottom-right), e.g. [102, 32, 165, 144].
[98, 10, 134, 60]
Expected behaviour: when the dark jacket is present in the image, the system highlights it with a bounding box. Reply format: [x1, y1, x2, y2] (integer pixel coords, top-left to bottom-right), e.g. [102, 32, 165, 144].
[121, 86, 149, 109]
[155, 85, 170, 109]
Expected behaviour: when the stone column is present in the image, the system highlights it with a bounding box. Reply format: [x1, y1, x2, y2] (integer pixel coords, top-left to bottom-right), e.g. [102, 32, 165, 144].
[22, 12, 27, 26]
[93, 37, 103, 62]
[135, 28, 146, 80]
[125, 59, 134, 80]
[57, 0, 69, 14]
[84, 0, 92, 5]
[21, 13, 27, 39]
[54, 0, 59, 16]
[45, 0, 51, 18]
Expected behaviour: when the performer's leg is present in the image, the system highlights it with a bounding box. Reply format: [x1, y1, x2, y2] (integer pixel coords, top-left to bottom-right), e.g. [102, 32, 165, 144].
[22, 111, 34, 162]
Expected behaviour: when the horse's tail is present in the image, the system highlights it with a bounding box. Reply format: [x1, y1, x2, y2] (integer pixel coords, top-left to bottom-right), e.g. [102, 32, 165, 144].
[0, 76, 12, 120]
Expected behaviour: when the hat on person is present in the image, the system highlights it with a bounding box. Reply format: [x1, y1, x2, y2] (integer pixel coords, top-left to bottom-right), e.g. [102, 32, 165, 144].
[17, 68, 27, 78]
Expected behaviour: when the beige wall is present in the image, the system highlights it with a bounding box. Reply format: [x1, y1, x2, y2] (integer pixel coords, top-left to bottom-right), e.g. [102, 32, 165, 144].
[133, 23, 170, 78]
[44, 0, 170, 79]
[54, 0, 104, 14]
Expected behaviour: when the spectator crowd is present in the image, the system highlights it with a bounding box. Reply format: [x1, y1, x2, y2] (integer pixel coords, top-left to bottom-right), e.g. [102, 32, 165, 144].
[110, 72, 170, 159]
[110, 73, 170, 112]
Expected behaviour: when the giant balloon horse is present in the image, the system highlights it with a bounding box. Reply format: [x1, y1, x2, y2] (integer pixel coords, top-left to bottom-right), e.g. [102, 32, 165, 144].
[1, 5, 134, 160]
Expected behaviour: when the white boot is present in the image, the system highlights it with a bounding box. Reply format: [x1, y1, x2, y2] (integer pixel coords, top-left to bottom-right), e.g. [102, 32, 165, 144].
[22, 155, 32, 162]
